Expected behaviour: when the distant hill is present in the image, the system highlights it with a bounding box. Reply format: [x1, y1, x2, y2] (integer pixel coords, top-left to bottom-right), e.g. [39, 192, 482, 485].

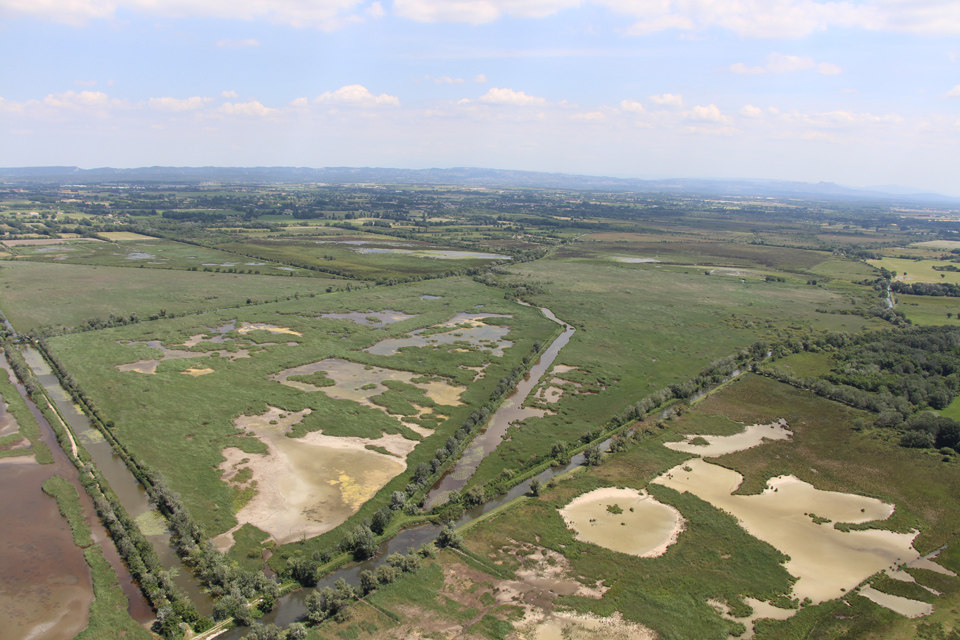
[1, 165, 957, 205]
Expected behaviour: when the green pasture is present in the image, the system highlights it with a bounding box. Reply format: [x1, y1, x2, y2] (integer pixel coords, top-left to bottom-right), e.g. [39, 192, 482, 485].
[896, 294, 960, 326]
[0, 260, 341, 331]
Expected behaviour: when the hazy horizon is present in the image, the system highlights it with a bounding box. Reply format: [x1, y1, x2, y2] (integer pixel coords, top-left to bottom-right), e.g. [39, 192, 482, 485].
[2, 1, 958, 193]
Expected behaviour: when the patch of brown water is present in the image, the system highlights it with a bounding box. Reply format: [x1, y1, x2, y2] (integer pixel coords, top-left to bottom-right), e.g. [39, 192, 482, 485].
[858, 586, 933, 618]
[559, 487, 684, 558]
[0, 397, 20, 437]
[214, 407, 409, 547]
[708, 597, 796, 639]
[0, 460, 92, 640]
[654, 457, 929, 604]
[664, 420, 792, 457]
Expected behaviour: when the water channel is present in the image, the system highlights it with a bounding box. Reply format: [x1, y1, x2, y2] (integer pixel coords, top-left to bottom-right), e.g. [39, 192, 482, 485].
[20, 348, 214, 616]
[0, 353, 155, 638]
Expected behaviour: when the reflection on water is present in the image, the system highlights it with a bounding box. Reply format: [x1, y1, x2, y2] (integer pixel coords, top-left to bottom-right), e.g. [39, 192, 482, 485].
[319, 310, 416, 326]
[364, 313, 513, 357]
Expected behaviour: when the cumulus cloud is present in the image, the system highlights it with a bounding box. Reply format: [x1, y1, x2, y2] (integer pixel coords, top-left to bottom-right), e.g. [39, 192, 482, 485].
[219, 100, 276, 116]
[221, 90, 239, 98]
[217, 38, 259, 47]
[393, 0, 580, 25]
[649, 93, 683, 108]
[947, 84, 960, 97]
[315, 84, 401, 106]
[473, 74, 487, 83]
[571, 111, 605, 121]
[730, 53, 842, 75]
[479, 87, 547, 106]
[684, 104, 730, 123]
[365, 1, 385, 18]
[426, 75, 465, 84]
[620, 99, 645, 113]
[740, 104, 764, 117]
[148, 96, 211, 111]
[0, 0, 369, 30]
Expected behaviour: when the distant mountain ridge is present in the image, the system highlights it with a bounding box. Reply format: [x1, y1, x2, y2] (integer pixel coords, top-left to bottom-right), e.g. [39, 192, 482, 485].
[1, 165, 957, 205]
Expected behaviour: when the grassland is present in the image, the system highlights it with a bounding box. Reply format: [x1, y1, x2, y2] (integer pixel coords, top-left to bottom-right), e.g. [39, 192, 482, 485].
[0, 260, 340, 331]
[0, 358, 53, 462]
[869, 257, 960, 285]
[46, 277, 556, 538]
[469, 249, 885, 486]
[896, 294, 960, 326]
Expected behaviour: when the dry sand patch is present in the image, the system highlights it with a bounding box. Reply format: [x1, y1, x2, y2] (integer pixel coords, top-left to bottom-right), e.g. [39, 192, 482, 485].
[560, 487, 684, 558]
[215, 407, 411, 547]
[181, 367, 214, 377]
[237, 322, 302, 336]
[517, 611, 656, 640]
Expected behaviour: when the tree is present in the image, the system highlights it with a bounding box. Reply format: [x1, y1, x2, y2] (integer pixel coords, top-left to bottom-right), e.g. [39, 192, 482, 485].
[371, 506, 392, 535]
[286, 623, 308, 640]
[360, 569, 379, 595]
[583, 443, 603, 466]
[529, 478, 542, 497]
[435, 523, 462, 549]
[288, 556, 318, 587]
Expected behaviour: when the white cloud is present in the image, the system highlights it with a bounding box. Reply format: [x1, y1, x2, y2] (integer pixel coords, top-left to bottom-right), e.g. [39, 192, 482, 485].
[473, 74, 488, 83]
[365, 1, 385, 18]
[572, 111, 605, 121]
[217, 38, 260, 47]
[219, 100, 276, 116]
[649, 93, 683, 108]
[290, 97, 309, 107]
[426, 75, 465, 84]
[684, 104, 730, 123]
[947, 85, 960, 97]
[315, 84, 401, 106]
[393, 0, 581, 25]
[740, 104, 764, 117]
[42, 90, 128, 110]
[730, 53, 842, 75]
[148, 96, 211, 111]
[620, 99, 645, 113]
[479, 87, 547, 106]
[221, 90, 239, 98]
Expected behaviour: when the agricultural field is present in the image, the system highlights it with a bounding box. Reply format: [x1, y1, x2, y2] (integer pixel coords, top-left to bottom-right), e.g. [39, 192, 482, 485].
[3, 181, 960, 640]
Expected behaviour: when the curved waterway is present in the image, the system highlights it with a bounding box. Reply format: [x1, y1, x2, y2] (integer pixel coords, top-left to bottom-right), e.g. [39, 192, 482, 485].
[20, 348, 214, 616]
[424, 304, 575, 508]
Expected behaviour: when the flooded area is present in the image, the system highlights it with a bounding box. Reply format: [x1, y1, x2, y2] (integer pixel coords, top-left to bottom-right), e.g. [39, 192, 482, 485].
[318, 310, 415, 326]
[859, 586, 933, 618]
[426, 306, 575, 507]
[709, 597, 796, 640]
[614, 257, 661, 264]
[365, 312, 513, 357]
[559, 487, 684, 558]
[271, 357, 465, 409]
[115, 339, 250, 374]
[654, 457, 925, 604]
[216, 407, 408, 547]
[0, 458, 92, 640]
[664, 420, 792, 457]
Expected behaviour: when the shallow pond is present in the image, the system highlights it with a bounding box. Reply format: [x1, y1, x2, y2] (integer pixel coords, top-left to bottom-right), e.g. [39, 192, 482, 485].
[217, 408, 408, 546]
[559, 487, 683, 558]
[364, 312, 513, 357]
[664, 420, 792, 457]
[654, 458, 922, 604]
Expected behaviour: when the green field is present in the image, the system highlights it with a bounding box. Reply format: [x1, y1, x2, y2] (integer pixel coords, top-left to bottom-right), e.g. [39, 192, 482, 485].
[869, 257, 960, 285]
[0, 260, 340, 331]
[896, 293, 960, 326]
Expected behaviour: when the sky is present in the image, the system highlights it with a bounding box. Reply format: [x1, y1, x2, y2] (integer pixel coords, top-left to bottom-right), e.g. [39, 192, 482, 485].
[1, 1, 959, 194]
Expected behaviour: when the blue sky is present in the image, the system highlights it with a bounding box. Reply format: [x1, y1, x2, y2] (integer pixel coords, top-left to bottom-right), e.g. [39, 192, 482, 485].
[1, 1, 959, 193]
